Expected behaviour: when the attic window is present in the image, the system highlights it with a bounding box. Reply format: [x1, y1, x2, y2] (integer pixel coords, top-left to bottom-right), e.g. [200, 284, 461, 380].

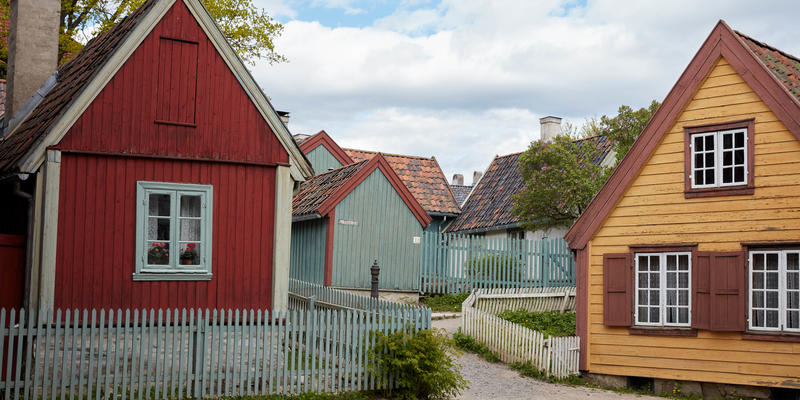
[154, 37, 199, 127]
[684, 119, 754, 198]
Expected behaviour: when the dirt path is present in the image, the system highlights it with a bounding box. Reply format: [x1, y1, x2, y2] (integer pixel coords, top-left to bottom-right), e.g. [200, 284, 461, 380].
[433, 317, 663, 400]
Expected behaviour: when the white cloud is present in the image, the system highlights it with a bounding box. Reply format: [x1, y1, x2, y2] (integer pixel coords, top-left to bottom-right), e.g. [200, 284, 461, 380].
[253, 0, 800, 182]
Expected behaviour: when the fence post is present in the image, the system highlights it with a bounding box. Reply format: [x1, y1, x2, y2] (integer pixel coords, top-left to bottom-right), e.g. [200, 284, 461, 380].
[370, 260, 380, 299]
[541, 237, 549, 288]
[192, 310, 206, 399]
[308, 296, 316, 311]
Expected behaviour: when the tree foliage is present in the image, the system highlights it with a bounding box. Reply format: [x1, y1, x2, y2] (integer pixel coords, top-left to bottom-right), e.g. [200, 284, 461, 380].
[512, 134, 612, 231]
[512, 101, 660, 231]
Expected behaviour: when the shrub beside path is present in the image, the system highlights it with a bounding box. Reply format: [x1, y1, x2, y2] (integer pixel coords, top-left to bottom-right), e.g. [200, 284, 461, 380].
[432, 317, 663, 400]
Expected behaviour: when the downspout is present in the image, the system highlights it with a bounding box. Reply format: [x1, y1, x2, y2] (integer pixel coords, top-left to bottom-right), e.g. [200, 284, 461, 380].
[12, 174, 34, 310]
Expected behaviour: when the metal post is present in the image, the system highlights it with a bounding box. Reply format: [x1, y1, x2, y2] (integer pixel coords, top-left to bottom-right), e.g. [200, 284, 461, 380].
[370, 260, 380, 299]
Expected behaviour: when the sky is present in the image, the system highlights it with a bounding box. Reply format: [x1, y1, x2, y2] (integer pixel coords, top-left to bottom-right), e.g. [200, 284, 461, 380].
[250, 0, 800, 185]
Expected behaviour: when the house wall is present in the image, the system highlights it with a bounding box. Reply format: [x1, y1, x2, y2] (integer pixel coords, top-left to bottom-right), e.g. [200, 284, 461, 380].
[306, 146, 344, 174]
[55, 153, 276, 310]
[289, 217, 327, 285]
[55, 0, 289, 166]
[524, 226, 568, 242]
[332, 168, 423, 291]
[587, 57, 800, 388]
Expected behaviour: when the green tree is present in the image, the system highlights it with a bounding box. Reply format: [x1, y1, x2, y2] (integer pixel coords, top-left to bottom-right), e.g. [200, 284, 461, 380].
[602, 100, 661, 163]
[512, 134, 612, 231]
[59, 0, 286, 65]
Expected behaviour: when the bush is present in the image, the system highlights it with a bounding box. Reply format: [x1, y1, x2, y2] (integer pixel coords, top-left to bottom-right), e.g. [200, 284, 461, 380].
[497, 310, 576, 338]
[368, 328, 468, 400]
[452, 329, 500, 362]
[421, 292, 470, 312]
[464, 254, 524, 283]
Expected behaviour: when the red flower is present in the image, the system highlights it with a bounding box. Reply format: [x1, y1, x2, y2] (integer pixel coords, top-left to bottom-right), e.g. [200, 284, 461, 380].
[187, 243, 196, 249]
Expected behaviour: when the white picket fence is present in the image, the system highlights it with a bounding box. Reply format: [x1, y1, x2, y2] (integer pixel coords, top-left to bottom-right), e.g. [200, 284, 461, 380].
[461, 287, 580, 378]
[0, 304, 431, 400]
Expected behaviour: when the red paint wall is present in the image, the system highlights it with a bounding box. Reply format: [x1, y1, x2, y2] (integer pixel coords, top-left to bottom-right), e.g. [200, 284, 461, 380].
[0, 234, 26, 310]
[54, 153, 276, 310]
[56, 0, 288, 165]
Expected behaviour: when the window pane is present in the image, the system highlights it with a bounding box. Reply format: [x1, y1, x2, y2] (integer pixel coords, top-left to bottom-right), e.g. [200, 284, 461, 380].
[752, 272, 764, 289]
[767, 291, 779, 308]
[666, 289, 677, 305]
[704, 153, 714, 167]
[753, 253, 764, 270]
[638, 290, 647, 305]
[752, 309, 764, 327]
[694, 171, 704, 186]
[766, 310, 779, 328]
[179, 243, 201, 266]
[678, 308, 688, 324]
[678, 272, 689, 288]
[722, 167, 732, 183]
[694, 135, 703, 151]
[767, 273, 779, 290]
[723, 151, 732, 166]
[667, 272, 676, 289]
[735, 149, 744, 164]
[638, 307, 648, 323]
[650, 290, 660, 305]
[723, 133, 732, 149]
[679, 291, 688, 306]
[788, 311, 799, 330]
[180, 195, 202, 217]
[180, 219, 201, 241]
[650, 273, 660, 288]
[147, 242, 170, 265]
[735, 131, 744, 147]
[650, 256, 660, 271]
[649, 308, 660, 323]
[734, 166, 744, 183]
[705, 135, 714, 150]
[752, 291, 764, 308]
[694, 153, 704, 168]
[788, 253, 799, 271]
[638, 256, 648, 271]
[638, 273, 648, 289]
[678, 255, 689, 270]
[666, 307, 677, 323]
[148, 217, 170, 240]
[666, 255, 677, 271]
[767, 253, 779, 270]
[149, 194, 171, 216]
[705, 169, 715, 185]
[788, 292, 799, 310]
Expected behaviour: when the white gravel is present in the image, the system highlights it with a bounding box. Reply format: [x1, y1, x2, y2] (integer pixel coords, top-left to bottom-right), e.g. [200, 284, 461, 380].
[433, 316, 663, 400]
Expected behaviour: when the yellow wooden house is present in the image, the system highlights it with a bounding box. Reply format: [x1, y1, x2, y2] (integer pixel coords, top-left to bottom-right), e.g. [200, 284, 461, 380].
[565, 21, 800, 391]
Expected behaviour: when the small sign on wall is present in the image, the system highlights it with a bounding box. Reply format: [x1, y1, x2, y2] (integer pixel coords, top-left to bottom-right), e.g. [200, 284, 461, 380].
[412, 236, 421, 244]
[338, 219, 359, 226]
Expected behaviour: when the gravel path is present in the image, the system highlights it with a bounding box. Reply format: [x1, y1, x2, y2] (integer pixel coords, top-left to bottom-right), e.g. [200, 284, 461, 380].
[433, 316, 662, 400]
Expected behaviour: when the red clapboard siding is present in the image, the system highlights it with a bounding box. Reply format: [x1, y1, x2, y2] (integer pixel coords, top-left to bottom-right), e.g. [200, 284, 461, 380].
[54, 153, 276, 310]
[0, 234, 26, 310]
[55, 0, 289, 165]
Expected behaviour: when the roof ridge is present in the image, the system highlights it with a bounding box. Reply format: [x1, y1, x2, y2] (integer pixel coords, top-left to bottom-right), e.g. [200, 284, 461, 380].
[735, 30, 800, 65]
[344, 147, 431, 160]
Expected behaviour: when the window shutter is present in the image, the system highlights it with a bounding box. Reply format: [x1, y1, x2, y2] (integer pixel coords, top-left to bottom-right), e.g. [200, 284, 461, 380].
[692, 252, 712, 329]
[603, 253, 632, 326]
[709, 251, 746, 331]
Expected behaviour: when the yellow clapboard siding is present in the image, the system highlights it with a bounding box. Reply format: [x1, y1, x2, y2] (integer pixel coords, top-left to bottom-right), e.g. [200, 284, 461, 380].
[586, 57, 800, 387]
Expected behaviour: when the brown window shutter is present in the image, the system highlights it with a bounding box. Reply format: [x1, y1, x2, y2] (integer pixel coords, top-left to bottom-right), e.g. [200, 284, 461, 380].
[603, 253, 632, 326]
[709, 251, 746, 331]
[692, 252, 712, 330]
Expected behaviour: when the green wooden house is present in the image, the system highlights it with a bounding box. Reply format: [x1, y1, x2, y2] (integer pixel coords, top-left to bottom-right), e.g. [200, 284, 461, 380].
[291, 153, 431, 292]
[294, 131, 461, 233]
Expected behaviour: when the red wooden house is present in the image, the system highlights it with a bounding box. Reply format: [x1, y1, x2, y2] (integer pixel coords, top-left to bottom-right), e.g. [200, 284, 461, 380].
[0, 0, 313, 313]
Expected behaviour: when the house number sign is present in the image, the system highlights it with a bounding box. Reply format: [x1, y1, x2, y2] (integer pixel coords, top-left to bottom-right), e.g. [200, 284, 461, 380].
[338, 219, 359, 226]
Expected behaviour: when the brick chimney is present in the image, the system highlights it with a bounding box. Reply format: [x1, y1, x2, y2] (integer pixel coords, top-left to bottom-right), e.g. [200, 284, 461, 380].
[452, 174, 464, 186]
[6, 0, 60, 122]
[539, 116, 562, 142]
[473, 171, 483, 184]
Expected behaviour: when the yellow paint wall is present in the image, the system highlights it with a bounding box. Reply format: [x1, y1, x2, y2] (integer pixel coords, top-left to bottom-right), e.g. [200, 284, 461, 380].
[588, 57, 800, 388]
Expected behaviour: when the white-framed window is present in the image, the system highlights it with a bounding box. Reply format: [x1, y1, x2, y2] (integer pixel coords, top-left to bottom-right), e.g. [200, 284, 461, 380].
[635, 252, 691, 327]
[749, 250, 800, 332]
[134, 181, 213, 281]
[690, 128, 747, 188]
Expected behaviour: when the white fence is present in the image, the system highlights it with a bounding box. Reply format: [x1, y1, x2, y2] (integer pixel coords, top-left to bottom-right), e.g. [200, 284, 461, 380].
[461, 287, 579, 378]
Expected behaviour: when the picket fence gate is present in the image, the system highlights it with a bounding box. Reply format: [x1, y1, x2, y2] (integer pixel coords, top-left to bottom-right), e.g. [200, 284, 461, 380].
[419, 232, 575, 294]
[461, 288, 580, 378]
[0, 305, 431, 400]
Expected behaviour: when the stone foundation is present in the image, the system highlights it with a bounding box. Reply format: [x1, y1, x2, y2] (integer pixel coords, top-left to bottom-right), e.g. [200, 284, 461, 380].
[584, 373, 792, 399]
[334, 287, 419, 304]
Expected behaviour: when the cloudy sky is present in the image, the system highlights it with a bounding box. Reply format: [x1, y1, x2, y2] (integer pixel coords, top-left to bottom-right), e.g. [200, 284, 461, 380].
[250, 0, 800, 185]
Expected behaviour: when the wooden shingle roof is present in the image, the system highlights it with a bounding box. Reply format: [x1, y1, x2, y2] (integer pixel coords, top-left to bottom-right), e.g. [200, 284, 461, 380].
[293, 161, 366, 217]
[446, 135, 613, 233]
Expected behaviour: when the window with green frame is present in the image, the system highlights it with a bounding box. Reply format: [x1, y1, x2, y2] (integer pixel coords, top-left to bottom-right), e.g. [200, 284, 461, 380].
[134, 181, 213, 281]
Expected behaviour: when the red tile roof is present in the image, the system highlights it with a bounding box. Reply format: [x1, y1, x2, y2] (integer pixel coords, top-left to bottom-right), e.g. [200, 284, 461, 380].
[0, 0, 157, 172]
[344, 148, 461, 215]
[446, 135, 613, 233]
[738, 32, 800, 103]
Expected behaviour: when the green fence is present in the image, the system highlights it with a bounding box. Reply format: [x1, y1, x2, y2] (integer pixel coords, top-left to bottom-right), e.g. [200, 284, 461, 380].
[419, 232, 575, 294]
[0, 305, 430, 399]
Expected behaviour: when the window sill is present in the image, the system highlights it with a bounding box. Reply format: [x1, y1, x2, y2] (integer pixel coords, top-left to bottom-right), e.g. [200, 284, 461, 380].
[629, 327, 698, 337]
[741, 332, 800, 343]
[684, 185, 754, 199]
[133, 272, 212, 281]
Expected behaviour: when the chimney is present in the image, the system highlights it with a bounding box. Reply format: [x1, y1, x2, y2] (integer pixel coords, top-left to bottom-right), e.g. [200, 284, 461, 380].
[277, 110, 290, 127]
[539, 116, 562, 142]
[6, 0, 60, 123]
[452, 174, 464, 186]
[473, 171, 483, 184]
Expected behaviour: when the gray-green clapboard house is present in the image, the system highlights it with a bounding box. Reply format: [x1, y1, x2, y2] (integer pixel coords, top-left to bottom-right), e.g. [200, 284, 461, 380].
[291, 153, 432, 292]
[294, 131, 462, 233]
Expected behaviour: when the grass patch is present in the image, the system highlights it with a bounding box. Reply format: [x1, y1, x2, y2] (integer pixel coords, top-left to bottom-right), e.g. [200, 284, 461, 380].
[420, 293, 470, 312]
[508, 360, 583, 385]
[497, 310, 576, 337]
[452, 328, 500, 363]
